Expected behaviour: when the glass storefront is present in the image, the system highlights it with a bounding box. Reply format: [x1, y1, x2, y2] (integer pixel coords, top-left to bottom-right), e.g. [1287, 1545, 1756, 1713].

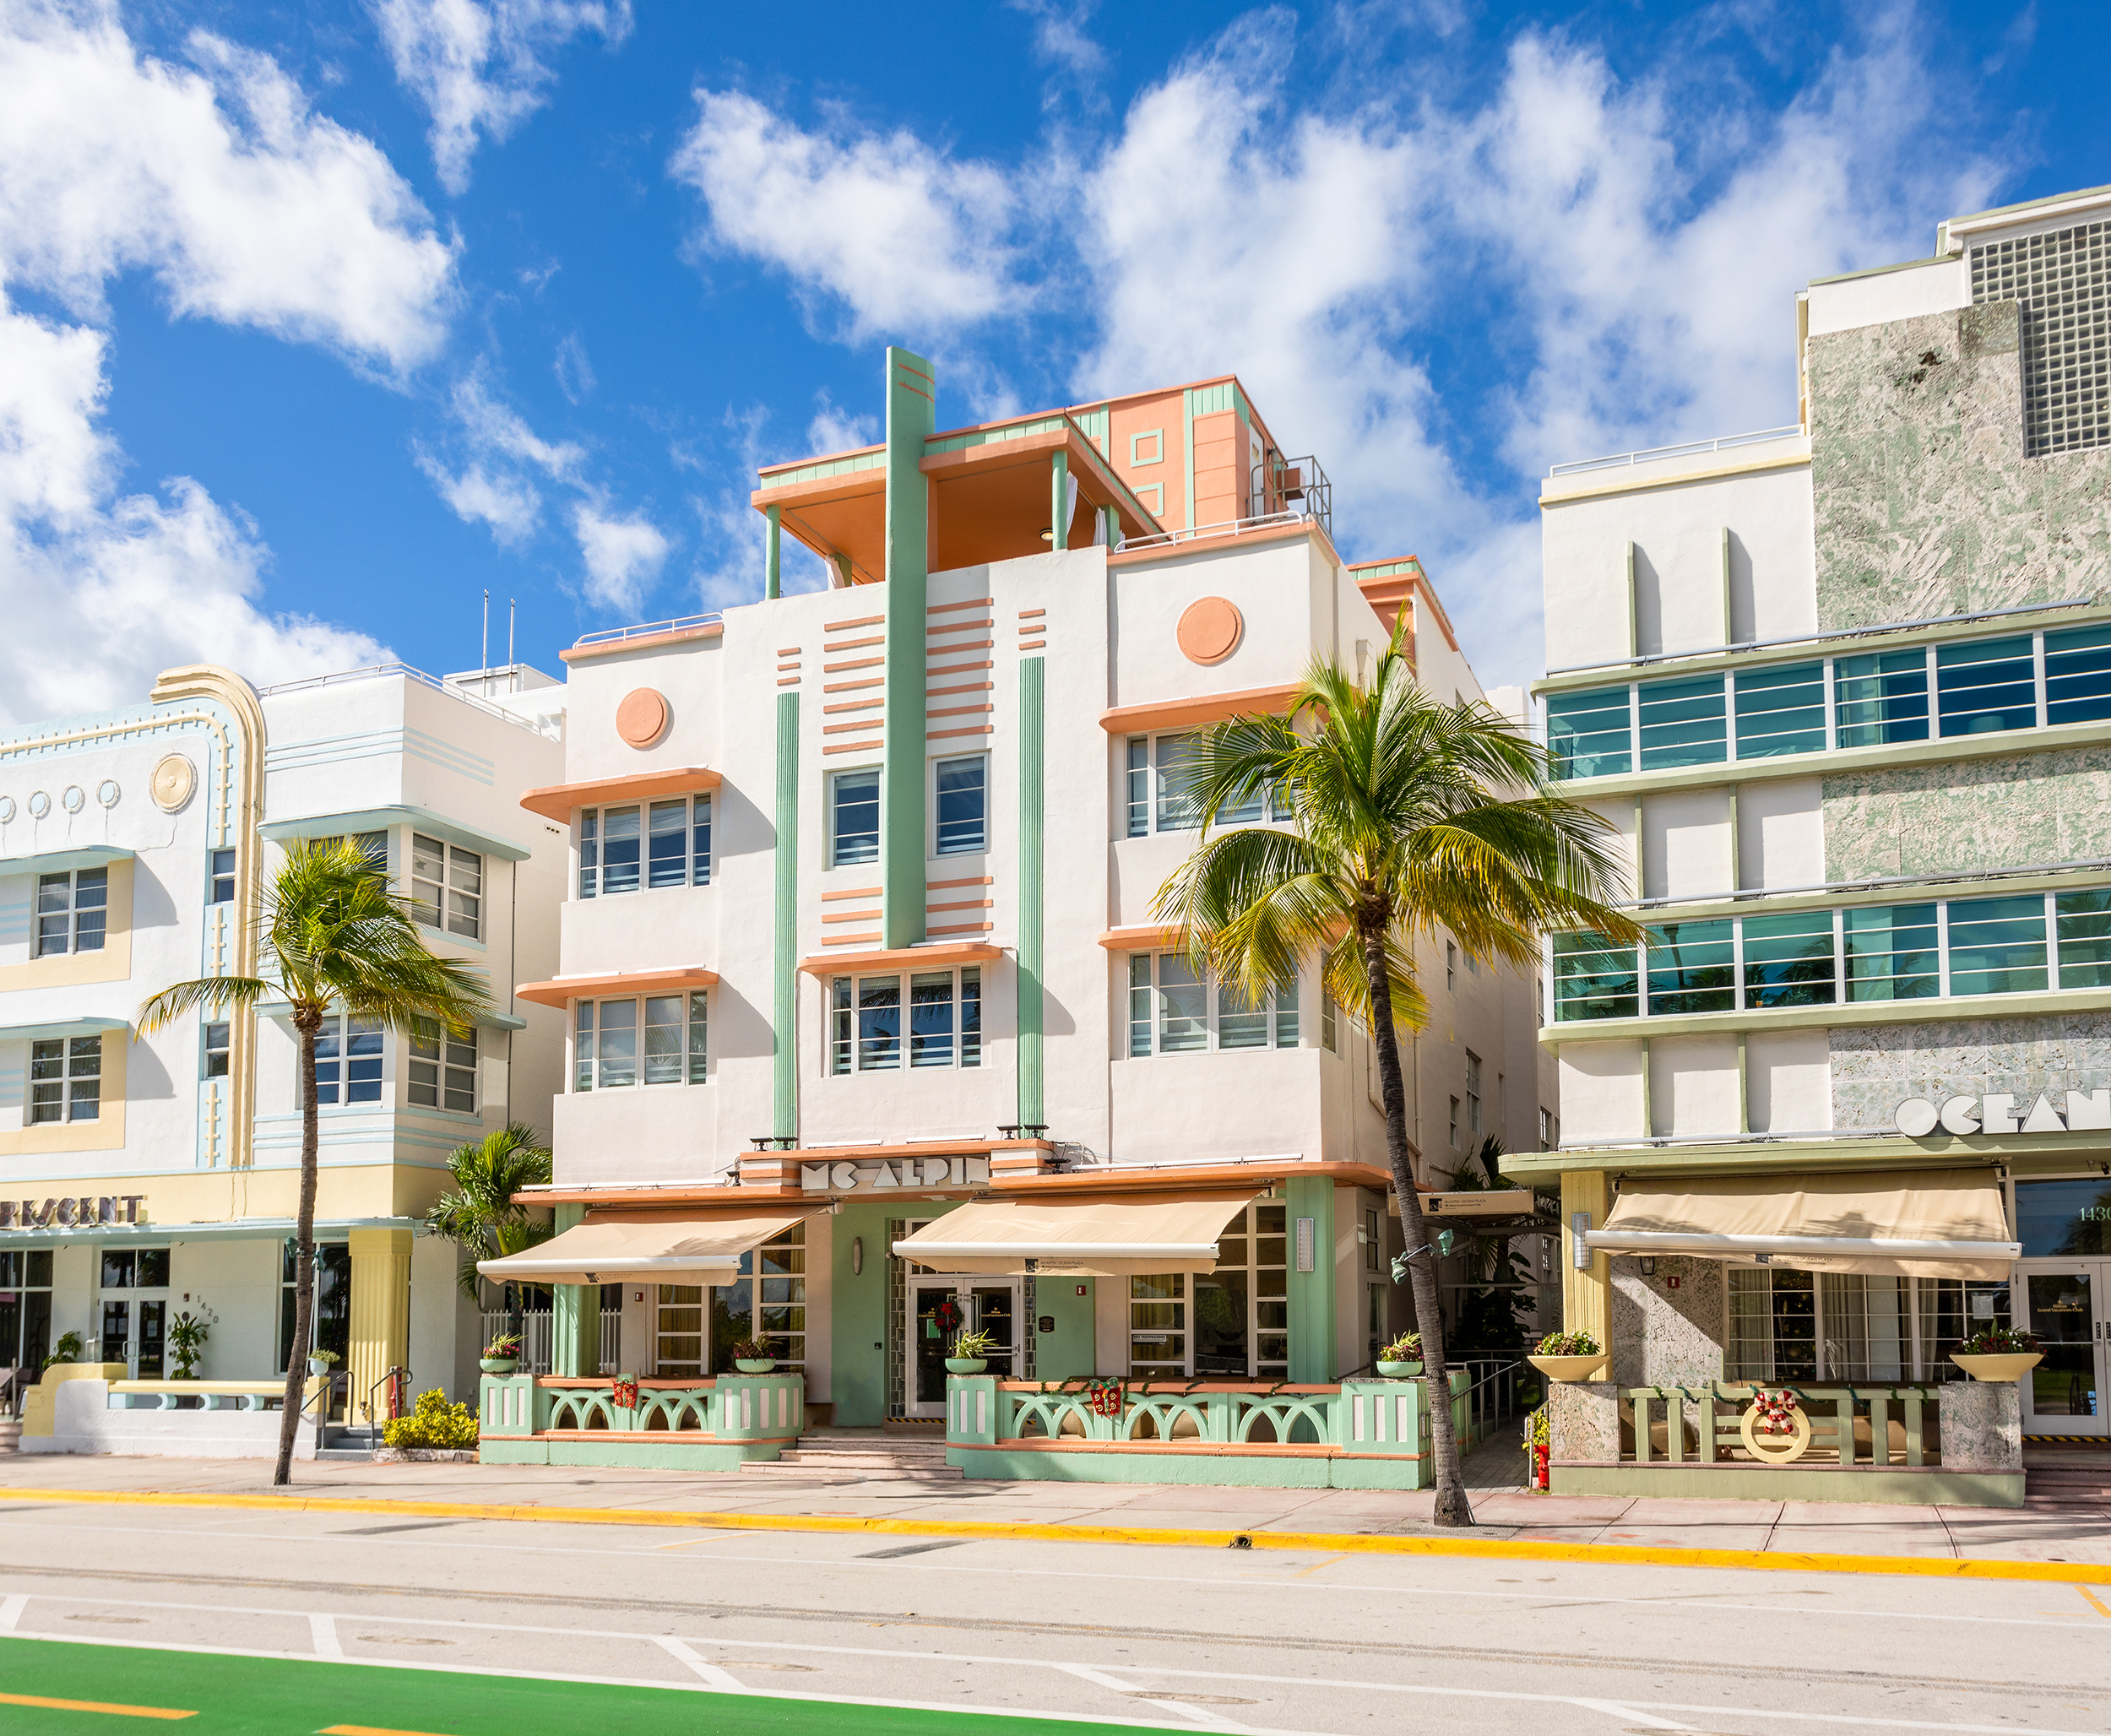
[279, 1241, 352, 1371]
[0, 1250, 53, 1378]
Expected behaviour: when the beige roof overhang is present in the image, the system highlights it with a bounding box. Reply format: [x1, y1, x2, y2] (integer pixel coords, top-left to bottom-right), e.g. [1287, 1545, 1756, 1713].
[1593, 1169, 2019, 1279]
[476, 1209, 812, 1287]
[892, 1191, 1258, 1278]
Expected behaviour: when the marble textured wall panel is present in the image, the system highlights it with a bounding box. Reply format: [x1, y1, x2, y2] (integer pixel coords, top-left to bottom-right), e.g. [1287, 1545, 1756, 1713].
[1809, 301, 2111, 632]
[1829, 1013, 2111, 1130]
[1935, 1380, 2021, 1471]
[1609, 1256, 1724, 1389]
[1824, 748, 2111, 881]
[1548, 1380, 1620, 1463]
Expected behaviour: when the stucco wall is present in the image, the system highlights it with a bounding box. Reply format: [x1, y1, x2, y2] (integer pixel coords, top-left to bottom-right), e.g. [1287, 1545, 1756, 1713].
[1829, 1012, 2111, 1131]
[1825, 747, 2111, 881]
[1609, 1256, 1724, 1389]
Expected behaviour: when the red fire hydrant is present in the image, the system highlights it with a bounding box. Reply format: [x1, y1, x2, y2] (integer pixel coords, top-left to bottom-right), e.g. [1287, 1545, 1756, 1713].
[1532, 1443, 1550, 1491]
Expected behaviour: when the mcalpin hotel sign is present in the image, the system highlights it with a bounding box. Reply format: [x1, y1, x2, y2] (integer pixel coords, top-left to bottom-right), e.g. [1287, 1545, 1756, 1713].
[1895, 1090, 2111, 1137]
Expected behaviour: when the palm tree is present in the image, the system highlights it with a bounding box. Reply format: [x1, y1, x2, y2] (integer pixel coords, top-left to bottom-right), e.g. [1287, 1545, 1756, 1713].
[139, 838, 491, 1486]
[426, 1122, 554, 1304]
[1153, 626, 1640, 1527]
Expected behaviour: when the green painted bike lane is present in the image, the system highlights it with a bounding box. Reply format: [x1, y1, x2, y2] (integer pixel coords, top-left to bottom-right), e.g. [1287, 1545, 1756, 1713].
[0, 1637, 1165, 1735]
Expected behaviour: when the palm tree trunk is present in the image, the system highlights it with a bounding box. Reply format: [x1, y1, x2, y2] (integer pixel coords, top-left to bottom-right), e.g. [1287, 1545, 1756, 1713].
[1362, 922, 1473, 1527]
[275, 1016, 322, 1486]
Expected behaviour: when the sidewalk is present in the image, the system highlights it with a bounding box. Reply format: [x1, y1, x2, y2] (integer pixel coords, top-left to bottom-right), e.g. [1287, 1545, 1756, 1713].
[3, 1450, 2107, 1571]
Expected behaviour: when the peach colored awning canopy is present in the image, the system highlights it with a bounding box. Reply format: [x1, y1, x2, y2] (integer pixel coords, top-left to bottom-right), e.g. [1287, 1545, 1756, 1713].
[1594, 1169, 2019, 1279]
[514, 967, 718, 1008]
[519, 768, 721, 821]
[477, 1211, 811, 1287]
[892, 1191, 1258, 1278]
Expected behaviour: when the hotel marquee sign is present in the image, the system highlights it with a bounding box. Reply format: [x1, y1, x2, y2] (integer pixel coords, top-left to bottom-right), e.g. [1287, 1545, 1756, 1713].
[1894, 1091, 2111, 1137]
[800, 1156, 990, 1193]
[0, 1195, 148, 1229]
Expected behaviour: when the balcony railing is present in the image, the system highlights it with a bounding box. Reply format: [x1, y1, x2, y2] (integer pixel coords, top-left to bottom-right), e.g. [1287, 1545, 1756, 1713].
[478, 1370, 802, 1442]
[1619, 1381, 1943, 1467]
[481, 1309, 621, 1377]
[572, 613, 722, 650]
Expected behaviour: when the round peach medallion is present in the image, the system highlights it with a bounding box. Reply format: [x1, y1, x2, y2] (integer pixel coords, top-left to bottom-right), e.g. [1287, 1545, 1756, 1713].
[616, 687, 670, 748]
[1176, 596, 1244, 665]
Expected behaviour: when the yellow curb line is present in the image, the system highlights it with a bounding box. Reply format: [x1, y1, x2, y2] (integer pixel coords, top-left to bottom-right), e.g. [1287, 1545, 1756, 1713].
[0, 1484, 2104, 1587]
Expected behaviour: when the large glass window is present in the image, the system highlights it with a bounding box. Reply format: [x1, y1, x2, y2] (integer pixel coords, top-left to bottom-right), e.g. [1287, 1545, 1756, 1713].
[2055, 889, 2111, 990]
[1545, 686, 1631, 778]
[0, 1250, 54, 1375]
[695, 1223, 807, 1376]
[1844, 903, 1939, 1001]
[35, 867, 106, 958]
[571, 994, 706, 1090]
[831, 769, 881, 867]
[2044, 624, 2111, 725]
[1127, 955, 1299, 1055]
[1741, 909, 1836, 1007]
[279, 1240, 351, 1375]
[1550, 930, 1640, 1022]
[829, 969, 979, 1073]
[1936, 635, 2037, 737]
[411, 833, 482, 939]
[1644, 920, 1735, 1015]
[1194, 1202, 1289, 1378]
[1154, 733, 1199, 832]
[578, 797, 711, 898]
[1733, 661, 1825, 758]
[1636, 675, 1727, 771]
[29, 1035, 100, 1123]
[1945, 894, 2048, 995]
[1129, 1273, 1186, 1381]
[1834, 649, 1929, 748]
[314, 1015, 383, 1104]
[935, 756, 986, 854]
[409, 1024, 477, 1111]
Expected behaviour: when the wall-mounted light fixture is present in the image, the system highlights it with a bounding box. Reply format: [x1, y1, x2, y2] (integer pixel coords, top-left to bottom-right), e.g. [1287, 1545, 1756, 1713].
[851, 1236, 864, 1277]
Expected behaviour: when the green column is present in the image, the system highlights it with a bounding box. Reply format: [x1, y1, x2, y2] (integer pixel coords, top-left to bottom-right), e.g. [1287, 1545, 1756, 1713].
[1285, 1176, 1338, 1383]
[1049, 448, 1069, 551]
[882, 346, 936, 951]
[550, 1203, 600, 1378]
[1017, 657, 1045, 1127]
[773, 690, 800, 1140]
[765, 504, 782, 600]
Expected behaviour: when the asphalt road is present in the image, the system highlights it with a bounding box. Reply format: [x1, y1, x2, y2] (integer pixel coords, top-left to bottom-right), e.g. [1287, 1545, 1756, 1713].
[0, 1493, 2106, 1735]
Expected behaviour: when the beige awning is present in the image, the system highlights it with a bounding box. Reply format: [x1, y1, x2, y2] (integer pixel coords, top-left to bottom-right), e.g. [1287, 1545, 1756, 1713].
[477, 1210, 811, 1287]
[892, 1192, 1258, 1278]
[1593, 1169, 2019, 1279]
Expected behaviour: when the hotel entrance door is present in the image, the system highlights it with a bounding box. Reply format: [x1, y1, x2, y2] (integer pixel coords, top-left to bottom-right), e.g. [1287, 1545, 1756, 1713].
[905, 1277, 1018, 1418]
[2019, 1263, 2106, 1435]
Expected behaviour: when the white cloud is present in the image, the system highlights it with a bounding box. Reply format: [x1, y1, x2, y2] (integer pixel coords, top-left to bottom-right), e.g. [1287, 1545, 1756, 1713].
[670, 90, 1018, 338]
[553, 330, 595, 402]
[1008, 0, 1107, 79]
[0, 0, 456, 371]
[370, 0, 632, 194]
[571, 501, 669, 614]
[418, 455, 541, 541]
[0, 1, 448, 723]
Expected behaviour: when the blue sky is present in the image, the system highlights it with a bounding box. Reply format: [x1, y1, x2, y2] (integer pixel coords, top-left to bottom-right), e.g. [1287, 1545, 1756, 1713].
[0, 0, 2098, 719]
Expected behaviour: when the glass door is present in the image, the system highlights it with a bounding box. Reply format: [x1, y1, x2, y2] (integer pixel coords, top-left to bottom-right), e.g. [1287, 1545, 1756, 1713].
[2020, 1265, 2107, 1435]
[906, 1278, 1020, 1415]
[99, 1247, 171, 1378]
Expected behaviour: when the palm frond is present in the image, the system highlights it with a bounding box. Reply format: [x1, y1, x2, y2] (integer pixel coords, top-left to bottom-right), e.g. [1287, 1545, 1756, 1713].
[137, 976, 271, 1034]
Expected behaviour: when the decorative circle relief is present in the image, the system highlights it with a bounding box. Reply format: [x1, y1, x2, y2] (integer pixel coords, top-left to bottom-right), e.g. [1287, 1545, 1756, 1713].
[1176, 596, 1244, 665]
[96, 779, 121, 808]
[27, 790, 50, 819]
[616, 687, 670, 749]
[0, 796, 13, 823]
[62, 784, 85, 813]
[150, 754, 197, 813]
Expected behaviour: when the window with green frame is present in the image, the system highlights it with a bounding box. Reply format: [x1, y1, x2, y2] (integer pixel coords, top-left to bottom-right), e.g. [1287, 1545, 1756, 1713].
[1545, 686, 1631, 779]
[2045, 625, 2111, 726]
[1843, 903, 1939, 1001]
[1834, 649, 1929, 748]
[2055, 889, 2111, 987]
[1636, 675, 1727, 771]
[1936, 636, 2037, 737]
[1945, 894, 2048, 995]
[1741, 909, 1835, 1006]
[1644, 920, 1734, 1014]
[1550, 931, 1639, 1021]
[1733, 661, 1826, 759]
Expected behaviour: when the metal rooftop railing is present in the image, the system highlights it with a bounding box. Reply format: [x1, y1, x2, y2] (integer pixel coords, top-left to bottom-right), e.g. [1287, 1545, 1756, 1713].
[1547, 426, 1803, 480]
[254, 662, 540, 730]
[572, 613, 724, 649]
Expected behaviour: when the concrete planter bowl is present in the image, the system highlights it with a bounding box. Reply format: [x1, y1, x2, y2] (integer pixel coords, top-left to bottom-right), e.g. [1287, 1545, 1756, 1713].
[1951, 1352, 2043, 1382]
[1375, 1360, 1423, 1377]
[735, 1359, 776, 1375]
[479, 1358, 517, 1375]
[1527, 1353, 1608, 1382]
[944, 1357, 988, 1375]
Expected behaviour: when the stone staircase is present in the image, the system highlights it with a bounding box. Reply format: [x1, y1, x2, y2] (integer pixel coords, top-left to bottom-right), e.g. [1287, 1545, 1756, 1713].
[2023, 1446, 2111, 1510]
[739, 1433, 963, 1481]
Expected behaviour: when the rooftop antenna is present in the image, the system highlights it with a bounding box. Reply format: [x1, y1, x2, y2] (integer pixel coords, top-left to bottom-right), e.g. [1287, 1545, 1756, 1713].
[480, 589, 490, 675]
[507, 598, 516, 669]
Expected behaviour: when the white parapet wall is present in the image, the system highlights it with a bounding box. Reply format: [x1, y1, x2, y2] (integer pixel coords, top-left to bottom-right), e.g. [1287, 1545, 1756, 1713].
[21, 1378, 322, 1461]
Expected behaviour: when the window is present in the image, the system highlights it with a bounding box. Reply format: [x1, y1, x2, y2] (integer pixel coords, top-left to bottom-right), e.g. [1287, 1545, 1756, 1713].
[314, 1014, 383, 1104]
[1742, 910, 1836, 1007]
[411, 833, 481, 939]
[1320, 991, 1338, 1053]
[30, 1036, 100, 1123]
[2055, 890, 2111, 989]
[1465, 1050, 1482, 1133]
[830, 969, 979, 1073]
[1728, 1267, 2007, 1382]
[1734, 661, 1826, 758]
[280, 1240, 350, 1375]
[2044, 624, 2111, 724]
[577, 797, 712, 898]
[1551, 930, 1640, 1021]
[1445, 941, 1456, 990]
[1645, 920, 1735, 1015]
[1154, 733, 1198, 832]
[935, 756, 986, 854]
[203, 1023, 230, 1079]
[1937, 636, 2037, 737]
[317, 829, 388, 871]
[1447, 1097, 1460, 1148]
[1835, 650, 1929, 748]
[1192, 1202, 1287, 1378]
[1945, 895, 2047, 995]
[1545, 686, 1631, 779]
[1636, 675, 1727, 770]
[208, 849, 236, 904]
[35, 868, 106, 958]
[831, 769, 881, 867]
[1124, 737, 1150, 837]
[409, 1024, 477, 1111]
[1845, 903, 1939, 1001]
[1538, 1106, 1555, 1151]
[1126, 955, 1299, 1056]
[665, 1223, 807, 1378]
[572, 994, 707, 1090]
[1123, 731, 1289, 834]
[1129, 1272, 1186, 1381]
[0, 1250, 55, 1374]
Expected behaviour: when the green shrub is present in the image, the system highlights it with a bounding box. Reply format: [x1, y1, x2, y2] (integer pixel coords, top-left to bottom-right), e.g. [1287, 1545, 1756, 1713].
[381, 1388, 479, 1451]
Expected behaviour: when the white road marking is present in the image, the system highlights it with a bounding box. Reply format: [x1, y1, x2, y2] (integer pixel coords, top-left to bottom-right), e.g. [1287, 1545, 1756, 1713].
[1050, 1662, 1249, 1731]
[1570, 1701, 1694, 1732]
[0, 1588, 2092, 1736]
[653, 1636, 746, 1690]
[0, 1594, 25, 1632]
[0, 1512, 2090, 1633]
[308, 1612, 342, 1658]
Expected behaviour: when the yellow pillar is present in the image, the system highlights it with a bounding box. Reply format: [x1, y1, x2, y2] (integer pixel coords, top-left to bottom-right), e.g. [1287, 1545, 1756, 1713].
[347, 1227, 412, 1425]
[1560, 1171, 1611, 1346]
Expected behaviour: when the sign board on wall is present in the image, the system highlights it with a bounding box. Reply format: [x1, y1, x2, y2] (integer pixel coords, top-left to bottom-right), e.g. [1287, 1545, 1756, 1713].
[800, 1156, 990, 1193]
[1894, 1091, 2111, 1137]
[0, 1195, 147, 1229]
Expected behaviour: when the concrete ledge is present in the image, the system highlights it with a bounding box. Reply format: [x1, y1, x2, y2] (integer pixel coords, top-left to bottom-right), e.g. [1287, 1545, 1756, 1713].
[24, 1379, 317, 1461]
[949, 1444, 1425, 1489]
[1552, 1462, 2025, 1506]
[477, 1437, 782, 1470]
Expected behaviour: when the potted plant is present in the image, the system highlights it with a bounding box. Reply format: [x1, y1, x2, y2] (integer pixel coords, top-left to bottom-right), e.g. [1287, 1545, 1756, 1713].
[945, 1327, 996, 1375]
[730, 1337, 776, 1375]
[308, 1346, 342, 1378]
[1523, 1406, 1549, 1490]
[166, 1306, 215, 1381]
[478, 1334, 519, 1375]
[46, 1331, 84, 1367]
[1375, 1332, 1422, 1377]
[1951, 1325, 2042, 1382]
[1526, 1329, 1607, 1382]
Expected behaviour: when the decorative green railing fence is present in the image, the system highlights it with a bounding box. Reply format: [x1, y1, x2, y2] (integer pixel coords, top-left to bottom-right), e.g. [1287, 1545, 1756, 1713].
[477, 1372, 802, 1467]
[1621, 1382, 1944, 1467]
